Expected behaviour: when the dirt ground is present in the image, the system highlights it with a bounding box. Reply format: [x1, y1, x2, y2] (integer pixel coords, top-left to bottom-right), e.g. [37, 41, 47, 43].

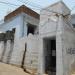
[0, 62, 30, 75]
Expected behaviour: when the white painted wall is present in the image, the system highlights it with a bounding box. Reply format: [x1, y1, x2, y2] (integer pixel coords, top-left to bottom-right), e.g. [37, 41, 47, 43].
[62, 21, 75, 75]
[38, 1, 75, 75]
[0, 1, 75, 75]
[9, 13, 39, 66]
[43, 1, 70, 16]
[0, 12, 39, 71]
[0, 14, 23, 39]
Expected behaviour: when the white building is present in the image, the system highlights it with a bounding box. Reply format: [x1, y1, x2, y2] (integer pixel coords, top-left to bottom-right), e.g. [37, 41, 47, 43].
[0, 1, 75, 75]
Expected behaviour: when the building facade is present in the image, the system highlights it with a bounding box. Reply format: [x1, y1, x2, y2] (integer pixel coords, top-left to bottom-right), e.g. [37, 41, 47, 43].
[0, 1, 75, 75]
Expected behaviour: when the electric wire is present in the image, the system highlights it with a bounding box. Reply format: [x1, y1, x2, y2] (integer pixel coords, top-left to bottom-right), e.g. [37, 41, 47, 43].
[21, 0, 30, 4]
[17, 0, 43, 9]
[0, 0, 74, 29]
[0, 1, 73, 19]
[0, 1, 41, 11]
[0, 1, 74, 36]
[0, 0, 74, 13]
[0, 0, 72, 15]
[0, 1, 20, 6]
[0, 1, 74, 39]
[17, 0, 42, 10]
[71, 6, 75, 11]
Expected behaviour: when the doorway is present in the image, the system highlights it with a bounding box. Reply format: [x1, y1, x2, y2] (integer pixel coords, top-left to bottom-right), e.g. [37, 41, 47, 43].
[43, 37, 56, 75]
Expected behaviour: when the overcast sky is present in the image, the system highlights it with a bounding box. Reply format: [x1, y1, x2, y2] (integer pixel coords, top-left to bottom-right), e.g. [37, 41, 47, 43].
[0, 0, 75, 20]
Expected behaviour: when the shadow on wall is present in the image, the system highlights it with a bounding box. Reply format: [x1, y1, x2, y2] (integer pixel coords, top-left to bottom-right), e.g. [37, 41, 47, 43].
[6, 40, 14, 63]
[0, 28, 15, 63]
[0, 41, 7, 61]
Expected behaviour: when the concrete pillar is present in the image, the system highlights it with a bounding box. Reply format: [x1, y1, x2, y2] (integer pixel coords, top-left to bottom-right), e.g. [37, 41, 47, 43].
[56, 15, 64, 75]
[38, 38, 44, 75]
[3, 40, 11, 63]
[0, 41, 4, 60]
[24, 22, 27, 36]
[19, 15, 25, 37]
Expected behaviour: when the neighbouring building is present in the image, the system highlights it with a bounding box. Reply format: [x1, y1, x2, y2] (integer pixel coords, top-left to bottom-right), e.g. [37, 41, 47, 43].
[0, 1, 75, 75]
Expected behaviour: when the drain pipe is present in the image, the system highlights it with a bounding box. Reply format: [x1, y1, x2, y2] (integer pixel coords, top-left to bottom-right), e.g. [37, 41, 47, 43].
[21, 43, 31, 74]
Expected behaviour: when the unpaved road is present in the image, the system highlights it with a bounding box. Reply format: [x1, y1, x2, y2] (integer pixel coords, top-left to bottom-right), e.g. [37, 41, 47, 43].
[0, 62, 30, 75]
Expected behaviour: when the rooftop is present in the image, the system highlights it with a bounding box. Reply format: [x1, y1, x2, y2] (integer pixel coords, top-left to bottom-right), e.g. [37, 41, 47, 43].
[4, 5, 40, 21]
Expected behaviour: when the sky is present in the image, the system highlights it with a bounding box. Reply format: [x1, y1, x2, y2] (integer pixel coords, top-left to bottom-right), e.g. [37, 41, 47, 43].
[0, 0, 75, 20]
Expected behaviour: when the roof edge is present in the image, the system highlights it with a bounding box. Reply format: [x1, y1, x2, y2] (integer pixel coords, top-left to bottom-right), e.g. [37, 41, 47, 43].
[42, 1, 70, 11]
[4, 5, 40, 21]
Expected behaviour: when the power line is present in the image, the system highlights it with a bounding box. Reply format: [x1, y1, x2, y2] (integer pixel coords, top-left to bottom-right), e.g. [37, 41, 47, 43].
[17, 0, 63, 14]
[27, 2, 42, 9]
[0, 0, 74, 13]
[0, 0, 41, 11]
[0, 0, 72, 16]
[18, 0, 29, 5]
[22, 0, 42, 8]
[0, 0, 69, 15]
[0, 0, 60, 14]
[17, 0, 43, 10]
[0, 1, 20, 7]
[17, 0, 71, 15]
[71, 6, 75, 11]
[0, 0, 74, 35]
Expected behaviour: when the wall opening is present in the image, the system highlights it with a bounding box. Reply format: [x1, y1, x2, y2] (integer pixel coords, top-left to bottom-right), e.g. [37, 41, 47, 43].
[43, 37, 56, 75]
[27, 23, 36, 35]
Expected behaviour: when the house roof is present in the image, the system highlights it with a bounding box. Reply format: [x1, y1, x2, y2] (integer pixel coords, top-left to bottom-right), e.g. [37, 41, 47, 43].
[43, 1, 70, 11]
[4, 5, 40, 21]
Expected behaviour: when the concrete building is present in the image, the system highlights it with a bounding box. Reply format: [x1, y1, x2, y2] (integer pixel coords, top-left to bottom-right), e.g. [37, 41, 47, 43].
[0, 1, 75, 75]
[0, 5, 39, 73]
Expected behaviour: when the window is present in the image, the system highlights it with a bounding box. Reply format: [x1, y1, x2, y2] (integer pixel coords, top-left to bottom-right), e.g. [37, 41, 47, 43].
[27, 23, 37, 35]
